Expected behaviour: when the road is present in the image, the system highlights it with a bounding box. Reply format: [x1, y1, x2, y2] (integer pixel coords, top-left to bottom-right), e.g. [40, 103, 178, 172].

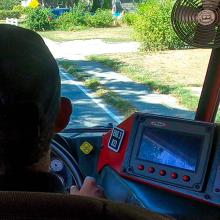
[60, 70, 122, 128]
[44, 38, 194, 128]
[44, 38, 139, 128]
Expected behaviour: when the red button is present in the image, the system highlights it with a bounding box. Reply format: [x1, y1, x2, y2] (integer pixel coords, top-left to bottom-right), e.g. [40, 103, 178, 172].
[160, 170, 166, 176]
[171, 172, 178, 179]
[183, 175, 190, 182]
[148, 167, 155, 173]
[138, 165, 144, 170]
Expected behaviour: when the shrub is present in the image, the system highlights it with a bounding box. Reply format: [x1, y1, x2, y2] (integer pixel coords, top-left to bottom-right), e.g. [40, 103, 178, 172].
[123, 12, 137, 26]
[56, 3, 88, 30]
[0, 10, 21, 19]
[85, 9, 113, 27]
[0, 0, 20, 10]
[12, 5, 25, 14]
[25, 8, 55, 31]
[131, 0, 186, 51]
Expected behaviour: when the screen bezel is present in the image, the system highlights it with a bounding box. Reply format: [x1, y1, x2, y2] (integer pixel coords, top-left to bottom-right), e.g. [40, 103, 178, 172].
[124, 114, 215, 191]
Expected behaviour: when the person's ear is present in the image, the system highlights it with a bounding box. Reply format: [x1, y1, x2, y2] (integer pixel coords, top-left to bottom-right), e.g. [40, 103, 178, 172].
[54, 97, 72, 132]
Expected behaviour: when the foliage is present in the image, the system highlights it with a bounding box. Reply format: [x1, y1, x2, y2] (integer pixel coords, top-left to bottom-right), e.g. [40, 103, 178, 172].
[56, 2, 88, 30]
[0, 0, 20, 10]
[91, 0, 111, 12]
[129, 0, 186, 51]
[0, 10, 21, 19]
[42, 0, 76, 8]
[12, 5, 25, 14]
[85, 78, 101, 90]
[26, 8, 55, 31]
[85, 9, 113, 27]
[56, 4, 113, 30]
[102, 0, 112, 9]
[29, 0, 40, 8]
[122, 12, 137, 26]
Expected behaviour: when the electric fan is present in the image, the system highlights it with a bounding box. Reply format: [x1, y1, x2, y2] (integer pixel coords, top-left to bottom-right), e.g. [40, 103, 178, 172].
[172, 0, 220, 48]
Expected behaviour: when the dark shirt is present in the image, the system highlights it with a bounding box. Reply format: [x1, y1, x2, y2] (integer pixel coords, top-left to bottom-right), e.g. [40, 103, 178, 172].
[0, 172, 65, 193]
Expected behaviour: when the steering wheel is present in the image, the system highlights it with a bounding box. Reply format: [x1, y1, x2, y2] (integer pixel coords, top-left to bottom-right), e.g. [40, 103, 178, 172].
[50, 135, 84, 191]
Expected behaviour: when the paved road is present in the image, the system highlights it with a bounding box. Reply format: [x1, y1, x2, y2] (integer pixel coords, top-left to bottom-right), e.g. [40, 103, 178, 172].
[44, 38, 139, 128]
[60, 70, 122, 128]
[44, 38, 194, 128]
[73, 60, 195, 120]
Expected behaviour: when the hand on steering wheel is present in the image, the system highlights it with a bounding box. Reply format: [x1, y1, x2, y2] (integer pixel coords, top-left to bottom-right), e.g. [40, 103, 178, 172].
[70, 176, 105, 198]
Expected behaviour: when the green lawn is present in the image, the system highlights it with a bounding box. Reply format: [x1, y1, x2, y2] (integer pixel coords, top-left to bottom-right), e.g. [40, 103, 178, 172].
[39, 26, 133, 42]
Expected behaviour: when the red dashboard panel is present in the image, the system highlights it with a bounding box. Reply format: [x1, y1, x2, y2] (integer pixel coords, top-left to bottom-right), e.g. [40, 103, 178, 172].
[97, 114, 135, 173]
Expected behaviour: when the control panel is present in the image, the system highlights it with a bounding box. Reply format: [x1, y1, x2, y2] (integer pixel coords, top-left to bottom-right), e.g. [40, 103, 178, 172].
[123, 115, 214, 192]
[97, 113, 220, 207]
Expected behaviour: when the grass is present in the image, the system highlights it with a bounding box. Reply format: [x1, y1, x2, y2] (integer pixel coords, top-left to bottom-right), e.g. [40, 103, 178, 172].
[39, 26, 133, 42]
[58, 60, 137, 117]
[87, 49, 212, 111]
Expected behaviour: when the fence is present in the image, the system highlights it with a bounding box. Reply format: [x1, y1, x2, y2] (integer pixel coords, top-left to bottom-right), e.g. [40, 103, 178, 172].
[6, 18, 18, 26]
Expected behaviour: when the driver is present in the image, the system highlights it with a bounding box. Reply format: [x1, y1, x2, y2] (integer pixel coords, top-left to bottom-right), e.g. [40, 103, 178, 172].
[0, 24, 104, 198]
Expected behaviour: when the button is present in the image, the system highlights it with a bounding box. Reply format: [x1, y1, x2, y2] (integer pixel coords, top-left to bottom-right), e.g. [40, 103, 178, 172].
[148, 167, 155, 173]
[138, 165, 144, 170]
[171, 172, 178, 179]
[160, 170, 166, 176]
[183, 175, 190, 182]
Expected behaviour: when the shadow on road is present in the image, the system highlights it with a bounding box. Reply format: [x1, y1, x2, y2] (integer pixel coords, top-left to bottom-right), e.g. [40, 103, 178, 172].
[59, 58, 195, 128]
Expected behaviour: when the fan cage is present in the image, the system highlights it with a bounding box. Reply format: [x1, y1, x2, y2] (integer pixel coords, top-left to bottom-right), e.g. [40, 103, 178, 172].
[172, 0, 220, 48]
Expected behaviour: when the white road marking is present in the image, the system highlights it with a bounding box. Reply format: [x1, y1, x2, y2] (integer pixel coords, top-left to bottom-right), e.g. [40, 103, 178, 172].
[60, 70, 122, 124]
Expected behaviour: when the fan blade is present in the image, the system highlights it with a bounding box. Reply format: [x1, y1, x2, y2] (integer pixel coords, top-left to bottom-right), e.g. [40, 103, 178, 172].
[193, 24, 216, 46]
[202, 0, 220, 9]
[175, 6, 199, 22]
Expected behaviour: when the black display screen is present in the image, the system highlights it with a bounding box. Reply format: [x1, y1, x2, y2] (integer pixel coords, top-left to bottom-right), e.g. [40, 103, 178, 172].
[138, 127, 204, 171]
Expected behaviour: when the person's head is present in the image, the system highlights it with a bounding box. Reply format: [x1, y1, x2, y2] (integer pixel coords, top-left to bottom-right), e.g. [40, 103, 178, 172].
[0, 24, 72, 173]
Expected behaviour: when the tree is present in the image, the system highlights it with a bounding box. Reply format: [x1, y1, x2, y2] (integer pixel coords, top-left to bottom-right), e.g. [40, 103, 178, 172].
[42, 0, 77, 7]
[91, 0, 111, 12]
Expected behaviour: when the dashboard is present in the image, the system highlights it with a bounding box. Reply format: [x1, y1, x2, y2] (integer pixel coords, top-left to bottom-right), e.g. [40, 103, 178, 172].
[50, 155, 74, 191]
[98, 113, 220, 207]
[54, 113, 220, 219]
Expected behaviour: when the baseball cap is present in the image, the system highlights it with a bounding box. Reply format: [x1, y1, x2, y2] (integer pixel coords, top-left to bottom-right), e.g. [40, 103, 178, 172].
[0, 24, 60, 126]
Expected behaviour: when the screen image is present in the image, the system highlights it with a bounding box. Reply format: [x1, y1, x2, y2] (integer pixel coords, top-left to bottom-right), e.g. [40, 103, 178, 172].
[138, 127, 204, 171]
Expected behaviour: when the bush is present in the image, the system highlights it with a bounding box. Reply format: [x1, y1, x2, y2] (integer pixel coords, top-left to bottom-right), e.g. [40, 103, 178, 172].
[0, 10, 21, 19]
[25, 8, 55, 31]
[123, 12, 137, 26]
[12, 5, 25, 14]
[131, 0, 186, 51]
[85, 9, 113, 27]
[0, 0, 20, 10]
[57, 4, 113, 30]
[56, 3, 88, 30]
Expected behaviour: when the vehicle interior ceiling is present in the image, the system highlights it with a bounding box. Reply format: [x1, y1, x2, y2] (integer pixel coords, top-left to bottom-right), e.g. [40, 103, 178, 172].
[52, 0, 220, 219]
[3, 0, 220, 220]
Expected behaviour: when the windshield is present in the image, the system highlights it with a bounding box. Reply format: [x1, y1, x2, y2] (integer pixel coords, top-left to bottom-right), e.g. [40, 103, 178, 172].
[5, 0, 211, 128]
